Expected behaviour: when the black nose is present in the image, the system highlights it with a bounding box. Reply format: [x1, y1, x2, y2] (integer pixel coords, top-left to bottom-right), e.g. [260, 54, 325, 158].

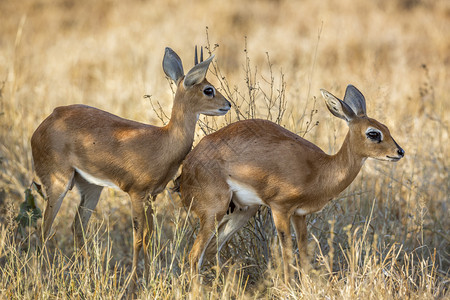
[397, 147, 405, 157]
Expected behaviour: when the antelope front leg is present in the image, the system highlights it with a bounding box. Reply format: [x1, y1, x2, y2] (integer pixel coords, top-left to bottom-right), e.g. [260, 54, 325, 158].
[143, 195, 155, 283]
[72, 173, 103, 248]
[272, 209, 293, 285]
[129, 193, 147, 294]
[291, 214, 309, 270]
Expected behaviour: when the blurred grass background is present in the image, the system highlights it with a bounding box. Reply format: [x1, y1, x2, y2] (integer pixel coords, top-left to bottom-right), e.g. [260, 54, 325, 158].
[0, 0, 448, 298]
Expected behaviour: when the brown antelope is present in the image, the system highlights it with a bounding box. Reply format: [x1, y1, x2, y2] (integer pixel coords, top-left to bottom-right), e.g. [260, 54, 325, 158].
[31, 47, 231, 289]
[180, 85, 404, 284]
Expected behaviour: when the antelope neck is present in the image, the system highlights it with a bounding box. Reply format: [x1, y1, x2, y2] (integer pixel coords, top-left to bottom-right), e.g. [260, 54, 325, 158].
[323, 131, 366, 198]
[162, 101, 198, 154]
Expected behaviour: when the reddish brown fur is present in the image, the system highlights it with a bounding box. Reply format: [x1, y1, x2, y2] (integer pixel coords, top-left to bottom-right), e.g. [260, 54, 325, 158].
[31, 49, 230, 293]
[181, 89, 404, 284]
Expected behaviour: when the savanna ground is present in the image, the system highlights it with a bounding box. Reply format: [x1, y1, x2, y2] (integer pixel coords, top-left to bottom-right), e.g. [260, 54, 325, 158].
[0, 0, 449, 298]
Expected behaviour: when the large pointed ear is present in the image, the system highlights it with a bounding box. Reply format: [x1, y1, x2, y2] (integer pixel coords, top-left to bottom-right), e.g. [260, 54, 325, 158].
[162, 47, 184, 85]
[320, 88, 357, 122]
[343, 85, 366, 117]
[183, 55, 214, 88]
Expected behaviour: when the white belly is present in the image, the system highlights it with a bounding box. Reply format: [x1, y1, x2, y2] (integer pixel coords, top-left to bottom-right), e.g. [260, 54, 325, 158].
[75, 167, 120, 190]
[227, 179, 265, 208]
[295, 204, 326, 216]
[295, 208, 308, 215]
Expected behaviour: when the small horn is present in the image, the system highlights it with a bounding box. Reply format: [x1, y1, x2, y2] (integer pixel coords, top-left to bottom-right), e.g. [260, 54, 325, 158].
[200, 46, 204, 63]
[194, 45, 198, 65]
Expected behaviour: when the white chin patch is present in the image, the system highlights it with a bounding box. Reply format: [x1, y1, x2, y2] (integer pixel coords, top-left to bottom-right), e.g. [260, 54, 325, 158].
[372, 156, 394, 162]
[203, 109, 228, 116]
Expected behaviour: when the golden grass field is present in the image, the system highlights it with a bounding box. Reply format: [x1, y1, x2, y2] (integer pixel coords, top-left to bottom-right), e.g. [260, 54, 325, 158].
[0, 0, 449, 298]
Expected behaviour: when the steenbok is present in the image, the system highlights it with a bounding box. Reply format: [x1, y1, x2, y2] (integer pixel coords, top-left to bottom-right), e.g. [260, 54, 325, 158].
[31, 47, 231, 289]
[180, 85, 404, 284]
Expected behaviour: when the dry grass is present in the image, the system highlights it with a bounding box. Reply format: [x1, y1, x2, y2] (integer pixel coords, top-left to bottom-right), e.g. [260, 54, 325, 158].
[0, 0, 449, 298]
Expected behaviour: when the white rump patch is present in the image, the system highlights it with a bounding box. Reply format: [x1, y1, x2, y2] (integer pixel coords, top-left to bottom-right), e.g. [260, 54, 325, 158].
[74, 167, 120, 190]
[227, 179, 264, 208]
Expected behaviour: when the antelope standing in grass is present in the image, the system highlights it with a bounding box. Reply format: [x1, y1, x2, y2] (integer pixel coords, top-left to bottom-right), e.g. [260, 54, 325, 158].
[180, 85, 404, 284]
[31, 47, 231, 290]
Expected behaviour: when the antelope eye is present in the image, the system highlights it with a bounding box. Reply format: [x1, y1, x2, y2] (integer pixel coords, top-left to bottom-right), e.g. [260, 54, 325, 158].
[203, 87, 215, 97]
[366, 130, 381, 142]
